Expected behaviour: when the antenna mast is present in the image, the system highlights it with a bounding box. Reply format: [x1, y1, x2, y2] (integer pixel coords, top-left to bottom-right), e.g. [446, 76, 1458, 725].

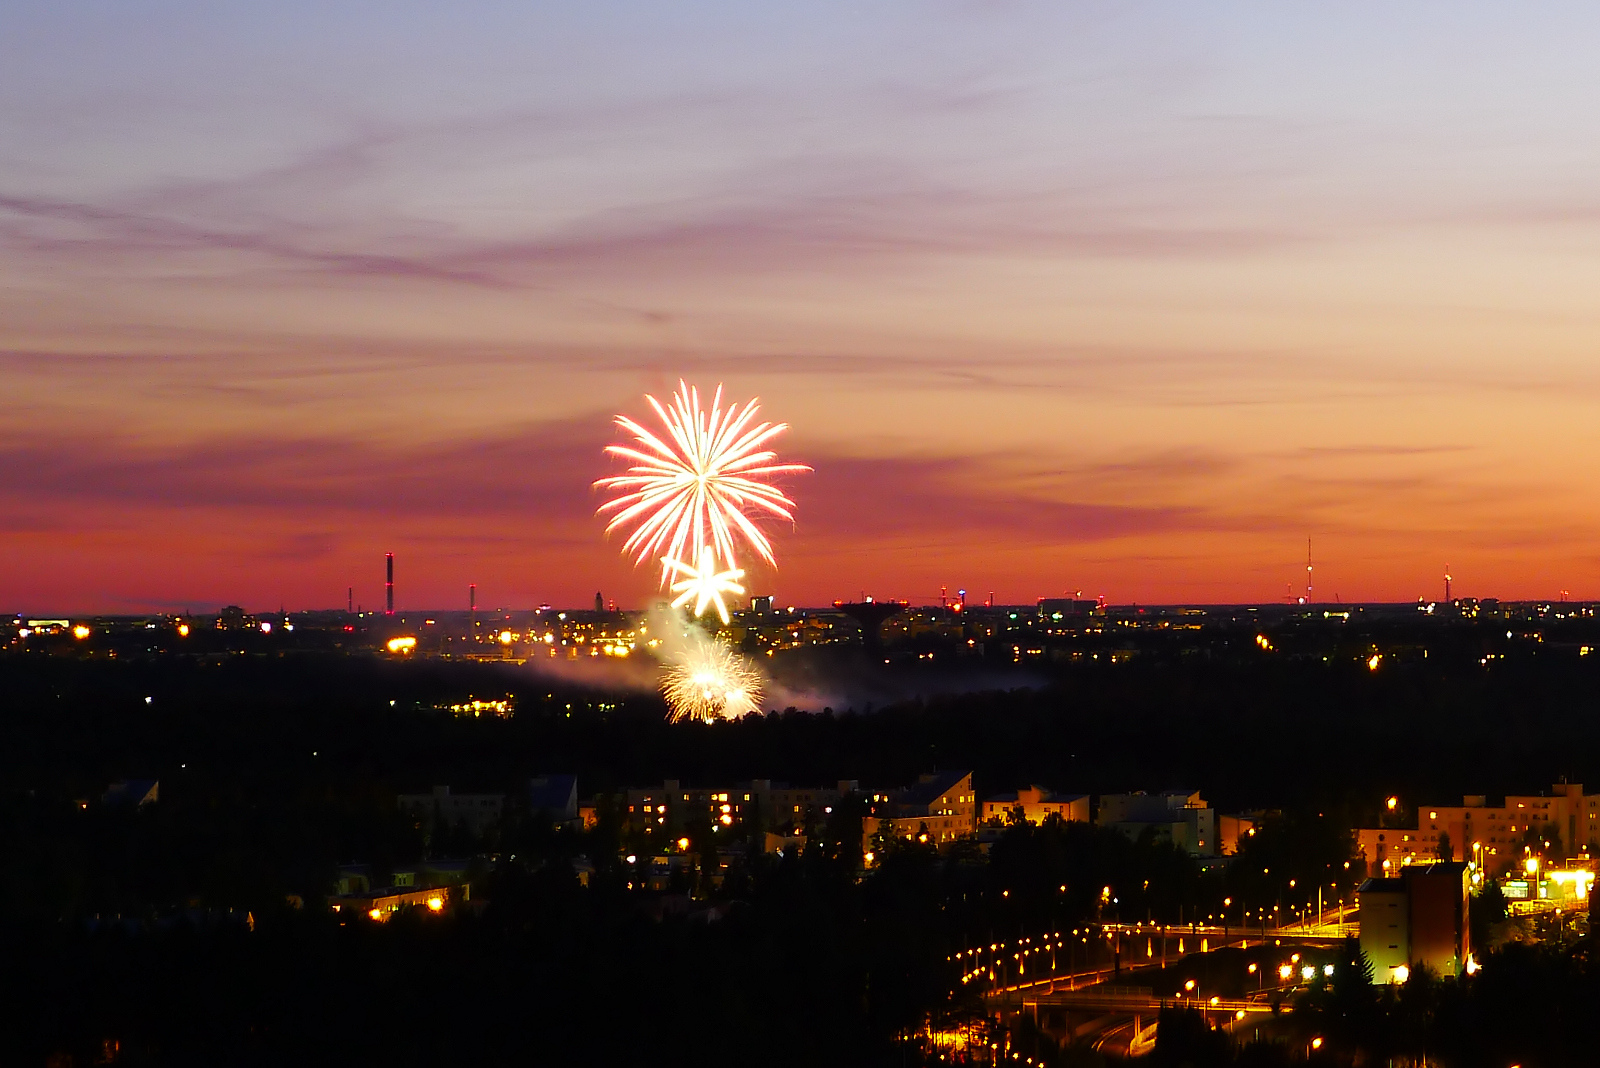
[1306, 538, 1313, 604]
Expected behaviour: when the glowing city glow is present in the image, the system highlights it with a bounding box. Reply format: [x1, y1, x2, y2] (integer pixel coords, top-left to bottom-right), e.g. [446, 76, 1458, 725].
[660, 641, 762, 723]
[664, 548, 746, 625]
[595, 380, 808, 583]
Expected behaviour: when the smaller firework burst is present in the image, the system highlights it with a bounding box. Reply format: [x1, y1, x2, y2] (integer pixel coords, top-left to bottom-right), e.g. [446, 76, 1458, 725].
[664, 547, 746, 625]
[661, 640, 762, 723]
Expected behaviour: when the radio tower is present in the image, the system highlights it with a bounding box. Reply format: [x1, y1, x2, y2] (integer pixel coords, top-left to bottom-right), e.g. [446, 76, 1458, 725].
[1305, 538, 1313, 604]
[385, 553, 394, 615]
[1444, 564, 1451, 603]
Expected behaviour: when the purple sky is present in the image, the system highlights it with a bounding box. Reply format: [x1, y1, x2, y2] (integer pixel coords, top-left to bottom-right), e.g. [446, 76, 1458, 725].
[6, 2, 1600, 611]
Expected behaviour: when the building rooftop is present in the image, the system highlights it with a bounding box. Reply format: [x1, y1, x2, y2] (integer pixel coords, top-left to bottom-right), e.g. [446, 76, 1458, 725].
[897, 770, 971, 808]
[528, 774, 577, 811]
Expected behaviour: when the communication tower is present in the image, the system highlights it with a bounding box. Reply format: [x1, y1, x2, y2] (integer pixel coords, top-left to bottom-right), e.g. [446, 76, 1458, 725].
[1306, 539, 1313, 604]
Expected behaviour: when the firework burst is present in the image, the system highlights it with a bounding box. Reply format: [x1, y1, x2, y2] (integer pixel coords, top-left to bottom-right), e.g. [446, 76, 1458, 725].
[661, 640, 763, 723]
[664, 548, 746, 626]
[596, 381, 809, 584]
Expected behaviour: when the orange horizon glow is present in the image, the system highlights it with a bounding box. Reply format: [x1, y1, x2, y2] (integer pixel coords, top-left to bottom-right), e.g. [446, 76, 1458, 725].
[6, 6, 1600, 612]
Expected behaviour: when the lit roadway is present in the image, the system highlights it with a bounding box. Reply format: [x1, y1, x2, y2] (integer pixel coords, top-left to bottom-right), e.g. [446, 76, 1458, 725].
[938, 908, 1358, 1064]
[962, 904, 1358, 998]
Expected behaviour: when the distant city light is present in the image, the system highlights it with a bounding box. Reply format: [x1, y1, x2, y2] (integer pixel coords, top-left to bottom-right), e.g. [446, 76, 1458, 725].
[72, 624, 91, 639]
[385, 637, 417, 654]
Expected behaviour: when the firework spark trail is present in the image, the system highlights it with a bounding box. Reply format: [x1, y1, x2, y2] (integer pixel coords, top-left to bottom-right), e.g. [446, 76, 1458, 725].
[596, 381, 809, 585]
[660, 633, 763, 723]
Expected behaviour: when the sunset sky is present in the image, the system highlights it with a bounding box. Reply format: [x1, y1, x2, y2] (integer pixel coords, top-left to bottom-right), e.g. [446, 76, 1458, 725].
[7, 2, 1600, 612]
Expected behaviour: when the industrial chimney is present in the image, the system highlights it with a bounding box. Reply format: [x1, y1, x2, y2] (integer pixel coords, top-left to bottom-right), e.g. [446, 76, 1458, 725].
[386, 553, 394, 615]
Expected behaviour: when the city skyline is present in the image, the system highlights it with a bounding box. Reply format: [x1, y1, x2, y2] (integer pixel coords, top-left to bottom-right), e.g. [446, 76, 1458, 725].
[8, 2, 1600, 611]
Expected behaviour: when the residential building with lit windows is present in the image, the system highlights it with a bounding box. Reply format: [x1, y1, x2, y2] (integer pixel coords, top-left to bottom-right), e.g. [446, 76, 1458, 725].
[621, 778, 859, 837]
[870, 771, 977, 846]
[980, 786, 1088, 825]
[1357, 782, 1600, 875]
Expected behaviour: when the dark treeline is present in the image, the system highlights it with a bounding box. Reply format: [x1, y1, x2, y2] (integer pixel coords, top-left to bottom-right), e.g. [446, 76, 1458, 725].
[5, 648, 1600, 811]
[6, 846, 938, 1067]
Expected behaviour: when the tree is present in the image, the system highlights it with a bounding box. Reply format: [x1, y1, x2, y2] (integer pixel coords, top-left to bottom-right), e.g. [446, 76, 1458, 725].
[1333, 936, 1375, 993]
[1435, 830, 1453, 861]
[1470, 882, 1508, 950]
[1151, 1006, 1230, 1067]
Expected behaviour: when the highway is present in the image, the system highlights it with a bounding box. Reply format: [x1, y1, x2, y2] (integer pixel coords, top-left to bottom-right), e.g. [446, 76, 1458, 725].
[945, 905, 1359, 1060]
[965, 903, 1359, 1001]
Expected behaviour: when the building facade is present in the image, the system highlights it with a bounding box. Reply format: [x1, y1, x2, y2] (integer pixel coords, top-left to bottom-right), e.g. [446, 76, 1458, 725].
[1356, 782, 1599, 874]
[621, 778, 859, 837]
[870, 771, 977, 846]
[397, 786, 505, 836]
[981, 786, 1089, 826]
[1098, 790, 1218, 856]
[1358, 861, 1472, 981]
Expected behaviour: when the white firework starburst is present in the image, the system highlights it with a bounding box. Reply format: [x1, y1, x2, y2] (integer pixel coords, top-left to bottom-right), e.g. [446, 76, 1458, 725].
[596, 380, 809, 584]
[661, 641, 762, 723]
[664, 548, 746, 625]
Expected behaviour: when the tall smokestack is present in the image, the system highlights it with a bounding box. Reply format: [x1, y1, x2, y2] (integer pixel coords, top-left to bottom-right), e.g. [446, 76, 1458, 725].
[386, 553, 394, 615]
[347, 587, 353, 614]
